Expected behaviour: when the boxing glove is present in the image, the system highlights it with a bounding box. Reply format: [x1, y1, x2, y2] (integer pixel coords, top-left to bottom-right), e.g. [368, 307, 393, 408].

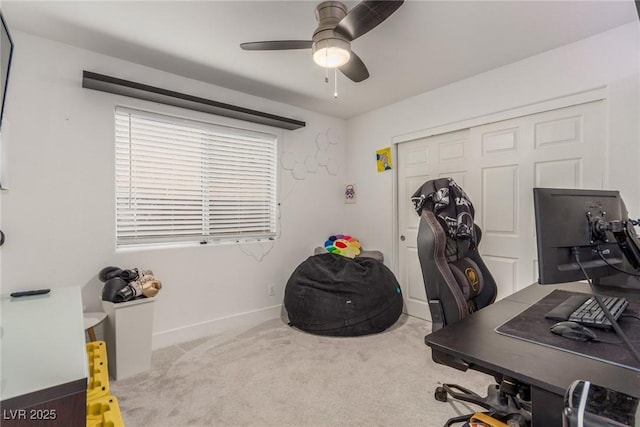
[120, 268, 140, 282]
[102, 277, 128, 302]
[140, 275, 162, 297]
[99, 266, 123, 283]
[114, 281, 143, 302]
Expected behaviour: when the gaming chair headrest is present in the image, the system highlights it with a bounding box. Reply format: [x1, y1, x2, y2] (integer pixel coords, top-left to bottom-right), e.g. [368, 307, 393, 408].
[412, 177, 477, 251]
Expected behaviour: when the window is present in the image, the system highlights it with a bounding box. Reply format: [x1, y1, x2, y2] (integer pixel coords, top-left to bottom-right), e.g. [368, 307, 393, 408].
[115, 107, 278, 248]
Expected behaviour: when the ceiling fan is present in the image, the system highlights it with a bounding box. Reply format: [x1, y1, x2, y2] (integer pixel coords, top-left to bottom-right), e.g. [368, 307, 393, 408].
[240, 1, 404, 83]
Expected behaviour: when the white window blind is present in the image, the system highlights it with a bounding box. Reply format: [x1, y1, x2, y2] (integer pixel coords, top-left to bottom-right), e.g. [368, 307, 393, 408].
[115, 107, 278, 247]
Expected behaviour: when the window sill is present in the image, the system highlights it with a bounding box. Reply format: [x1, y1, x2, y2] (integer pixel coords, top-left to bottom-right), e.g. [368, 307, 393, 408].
[115, 237, 277, 253]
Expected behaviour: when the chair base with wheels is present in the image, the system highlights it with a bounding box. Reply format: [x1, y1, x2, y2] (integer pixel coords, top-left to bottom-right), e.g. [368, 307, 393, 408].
[435, 378, 531, 426]
[465, 412, 519, 427]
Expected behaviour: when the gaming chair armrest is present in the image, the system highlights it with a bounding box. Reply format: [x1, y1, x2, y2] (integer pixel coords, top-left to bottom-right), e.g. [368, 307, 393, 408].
[427, 345, 470, 372]
[426, 337, 505, 383]
[429, 299, 446, 331]
[427, 344, 504, 384]
[425, 299, 470, 372]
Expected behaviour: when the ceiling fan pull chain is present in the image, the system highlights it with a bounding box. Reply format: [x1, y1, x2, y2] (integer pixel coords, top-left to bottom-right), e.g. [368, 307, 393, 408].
[325, 57, 329, 83]
[334, 67, 338, 99]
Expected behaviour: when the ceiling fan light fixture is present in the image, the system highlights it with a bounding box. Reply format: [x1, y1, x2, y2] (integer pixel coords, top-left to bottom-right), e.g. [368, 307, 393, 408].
[240, 0, 404, 82]
[312, 38, 350, 68]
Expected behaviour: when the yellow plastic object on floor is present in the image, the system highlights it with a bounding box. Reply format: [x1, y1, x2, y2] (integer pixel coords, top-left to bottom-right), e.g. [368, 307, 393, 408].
[86, 341, 110, 401]
[86, 395, 124, 427]
[468, 412, 509, 427]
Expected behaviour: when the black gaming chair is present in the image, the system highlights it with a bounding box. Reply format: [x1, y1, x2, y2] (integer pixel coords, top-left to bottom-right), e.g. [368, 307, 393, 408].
[412, 178, 531, 427]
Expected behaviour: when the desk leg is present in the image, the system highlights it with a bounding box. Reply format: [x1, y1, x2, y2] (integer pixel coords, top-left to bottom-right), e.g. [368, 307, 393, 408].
[531, 386, 563, 427]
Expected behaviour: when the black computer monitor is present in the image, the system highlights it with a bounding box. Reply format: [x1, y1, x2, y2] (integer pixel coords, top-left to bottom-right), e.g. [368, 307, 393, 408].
[533, 187, 640, 289]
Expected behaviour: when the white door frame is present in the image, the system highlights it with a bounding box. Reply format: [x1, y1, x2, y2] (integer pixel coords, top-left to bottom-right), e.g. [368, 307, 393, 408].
[390, 86, 609, 287]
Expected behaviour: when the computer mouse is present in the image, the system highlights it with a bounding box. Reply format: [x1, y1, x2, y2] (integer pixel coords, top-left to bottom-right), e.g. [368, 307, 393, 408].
[550, 321, 598, 342]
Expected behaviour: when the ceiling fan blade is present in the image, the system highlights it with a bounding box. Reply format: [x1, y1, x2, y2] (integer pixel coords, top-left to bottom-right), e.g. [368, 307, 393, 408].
[335, 1, 404, 41]
[339, 51, 369, 82]
[240, 40, 313, 51]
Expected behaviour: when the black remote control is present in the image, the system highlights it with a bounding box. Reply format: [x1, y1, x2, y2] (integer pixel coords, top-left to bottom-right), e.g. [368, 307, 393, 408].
[10, 289, 51, 297]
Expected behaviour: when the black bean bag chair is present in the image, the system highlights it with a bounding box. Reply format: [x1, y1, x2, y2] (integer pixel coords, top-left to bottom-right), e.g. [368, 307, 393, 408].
[284, 253, 403, 336]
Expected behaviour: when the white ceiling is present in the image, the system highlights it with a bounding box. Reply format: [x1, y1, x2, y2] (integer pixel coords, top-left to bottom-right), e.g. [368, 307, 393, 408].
[3, 1, 638, 119]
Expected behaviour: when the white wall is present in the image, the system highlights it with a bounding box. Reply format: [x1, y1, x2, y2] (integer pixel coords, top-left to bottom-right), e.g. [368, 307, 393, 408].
[345, 23, 640, 271]
[3, 22, 639, 348]
[0, 32, 347, 348]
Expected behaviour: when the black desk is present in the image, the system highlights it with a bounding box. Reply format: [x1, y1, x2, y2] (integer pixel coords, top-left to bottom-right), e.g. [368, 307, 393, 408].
[424, 282, 640, 427]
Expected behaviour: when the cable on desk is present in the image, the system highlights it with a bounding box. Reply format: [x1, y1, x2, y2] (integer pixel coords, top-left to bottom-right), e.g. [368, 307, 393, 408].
[573, 247, 640, 364]
[596, 247, 640, 277]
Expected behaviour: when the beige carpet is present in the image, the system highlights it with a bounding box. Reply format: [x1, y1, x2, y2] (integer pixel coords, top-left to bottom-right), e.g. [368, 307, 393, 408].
[110, 315, 491, 426]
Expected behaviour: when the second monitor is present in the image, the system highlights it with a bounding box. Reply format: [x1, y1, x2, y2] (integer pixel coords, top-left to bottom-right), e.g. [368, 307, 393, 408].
[533, 187, 640, 290]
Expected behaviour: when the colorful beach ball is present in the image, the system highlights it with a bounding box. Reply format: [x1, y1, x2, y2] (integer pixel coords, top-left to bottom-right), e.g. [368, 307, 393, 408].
[324, 234, 361, 258]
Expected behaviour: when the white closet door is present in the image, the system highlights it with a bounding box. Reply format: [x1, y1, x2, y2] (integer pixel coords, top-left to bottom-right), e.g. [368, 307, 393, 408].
[468, 101, 605, 298]
[396, 101, 605, 319]
[397, 130, 470, 320]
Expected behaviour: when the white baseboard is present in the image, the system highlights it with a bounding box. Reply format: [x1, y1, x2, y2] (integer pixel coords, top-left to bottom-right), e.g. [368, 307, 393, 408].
[152, 304, 283, 350]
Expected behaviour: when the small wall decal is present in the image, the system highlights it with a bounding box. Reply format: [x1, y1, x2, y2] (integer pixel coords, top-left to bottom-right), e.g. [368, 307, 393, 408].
[344, 184, 356, 204]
